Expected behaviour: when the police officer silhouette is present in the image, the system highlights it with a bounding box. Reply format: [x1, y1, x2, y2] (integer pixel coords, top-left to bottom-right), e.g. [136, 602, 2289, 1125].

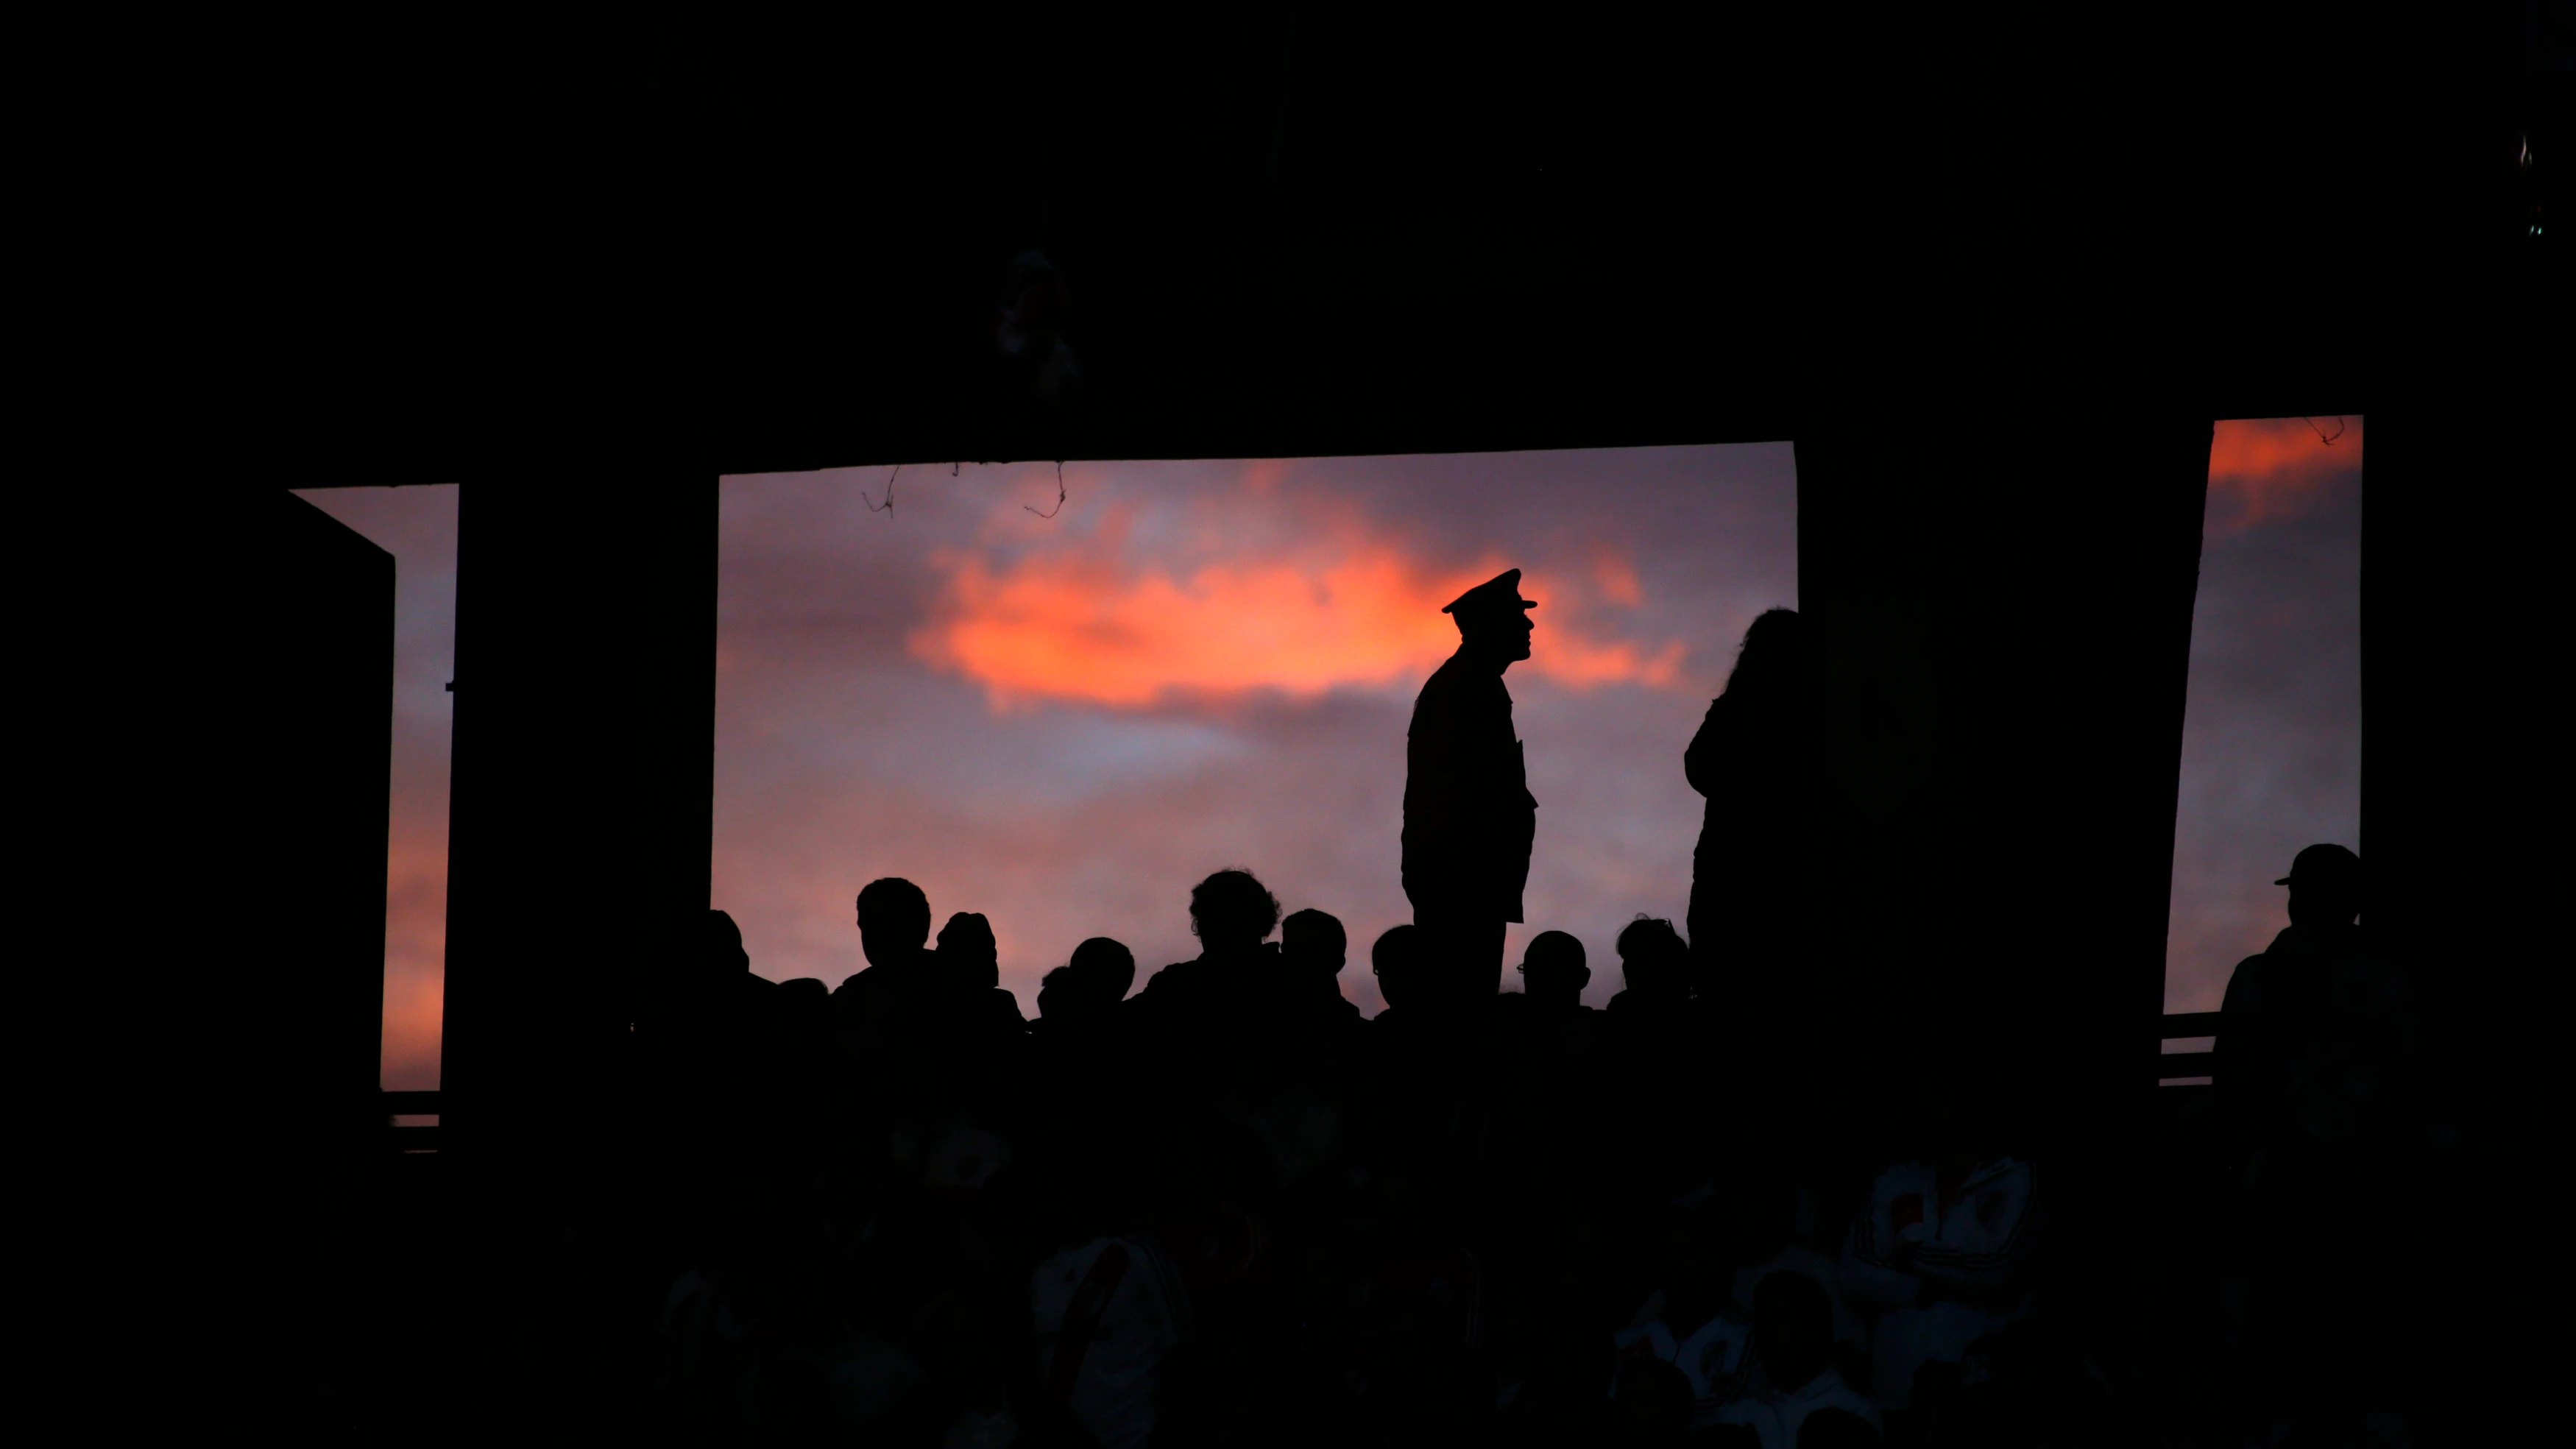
[1402, 569, 1540, 1016]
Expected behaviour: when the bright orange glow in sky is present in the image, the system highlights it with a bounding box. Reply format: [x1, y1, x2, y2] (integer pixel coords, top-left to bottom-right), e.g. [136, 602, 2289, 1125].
[2207, 416, 2363, 534]
[910, 487, 1688, 711]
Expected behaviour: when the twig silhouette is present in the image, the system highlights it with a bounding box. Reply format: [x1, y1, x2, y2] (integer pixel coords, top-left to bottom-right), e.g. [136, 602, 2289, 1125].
[2301, 416, 2347, 445]
[1026, 460, 1067, 519]
[864, 466, 899, 514]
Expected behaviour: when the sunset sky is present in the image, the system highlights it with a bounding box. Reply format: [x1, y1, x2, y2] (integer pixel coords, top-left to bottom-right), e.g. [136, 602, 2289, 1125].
[300, 421, 2361, 1091]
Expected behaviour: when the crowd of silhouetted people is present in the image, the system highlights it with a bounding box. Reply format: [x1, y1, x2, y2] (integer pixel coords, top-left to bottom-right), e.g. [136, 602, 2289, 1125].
[342, 834, 2545, 1449]
[329, 605, 2545, 1448]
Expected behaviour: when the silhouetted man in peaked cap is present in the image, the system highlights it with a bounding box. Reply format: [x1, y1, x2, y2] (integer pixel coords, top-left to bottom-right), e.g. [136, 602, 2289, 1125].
[1403, 568, 1539, 1017]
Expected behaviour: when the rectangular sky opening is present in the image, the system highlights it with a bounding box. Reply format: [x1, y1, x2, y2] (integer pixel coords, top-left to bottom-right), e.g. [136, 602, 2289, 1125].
[2165, 417, 2363, 1016]
[715, 447, 1800, 1016]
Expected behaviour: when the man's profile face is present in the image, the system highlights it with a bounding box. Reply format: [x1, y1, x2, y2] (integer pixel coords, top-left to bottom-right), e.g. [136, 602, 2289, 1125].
[2285, 882, 2360, 930]
[1463, 609, 1535, 662]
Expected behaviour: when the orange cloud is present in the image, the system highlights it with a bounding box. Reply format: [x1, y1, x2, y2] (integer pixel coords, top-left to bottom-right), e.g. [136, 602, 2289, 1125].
[1593, 550, 1644, 608]
[380, 834, 447, 1090]
[2208, 417, 2362, 535]
[910, 472, 1685, 709]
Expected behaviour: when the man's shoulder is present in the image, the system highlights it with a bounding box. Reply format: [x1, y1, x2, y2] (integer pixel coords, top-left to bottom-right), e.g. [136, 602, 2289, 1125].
[1410, 655, 1467, 720]
[1411, 653, 1507, 710]
[1137, 959, 1214, 1000]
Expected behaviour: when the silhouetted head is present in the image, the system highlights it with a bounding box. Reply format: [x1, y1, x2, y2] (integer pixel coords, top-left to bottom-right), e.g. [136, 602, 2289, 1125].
[1373, 924, 1427, 1011]
[1724, 608, 1800, 702]
[703, 910, 751, 974]
[1517, 929, 1590, 1006]
[935, 912, 999, 991]
[856, 878, 933, 970]
[2276, 843, 2362, 932]
[673, 910, 754, 1018]
[1443, 568, 1537, 666]
[1037, 966, 1080, 1022]
[1281, 909, 1348, 979]
[1189, 869, 1281, 956]
[1616, 917, 1690, 998]
[1069, 936, 1136, 1002]
[1797, 1407, 1880, 1448]
[1752, 1270, 1836, 1393]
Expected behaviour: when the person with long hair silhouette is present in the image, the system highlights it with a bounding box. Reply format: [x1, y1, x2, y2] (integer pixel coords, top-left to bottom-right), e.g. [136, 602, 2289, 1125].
[1685, 609, 1802, 1138]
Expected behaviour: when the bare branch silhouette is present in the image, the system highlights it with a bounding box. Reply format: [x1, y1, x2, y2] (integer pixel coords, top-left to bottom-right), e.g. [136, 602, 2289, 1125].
[863, 466, 899, 514]
[1025, 460, 1067, 519]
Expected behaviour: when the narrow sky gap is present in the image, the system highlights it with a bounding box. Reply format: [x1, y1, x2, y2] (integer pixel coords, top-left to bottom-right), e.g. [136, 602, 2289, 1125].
[2164, 418, 2363, 1012]
[288, 483, 458, 1091]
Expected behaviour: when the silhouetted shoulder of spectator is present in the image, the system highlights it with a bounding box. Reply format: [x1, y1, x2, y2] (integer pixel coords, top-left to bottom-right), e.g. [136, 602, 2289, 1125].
[1280, 907, 1364, 1027]
[1368, 923, 1429, 1023]
[835, 877, 939, 1018]
[1128, 959, 1224, 1051]
[981, 984, 1030, 1035]
[2213, 845, 2423, 1155]
[1133, 870, 1284, 1027]
[645, 910, 784, 1097]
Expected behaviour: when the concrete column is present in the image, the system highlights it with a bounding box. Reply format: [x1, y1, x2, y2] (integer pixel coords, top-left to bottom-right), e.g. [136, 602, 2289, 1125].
[441, 467, 716, 1185]
[1793, 408, 2208, 1180]
[1772, 9, 2223, 1197]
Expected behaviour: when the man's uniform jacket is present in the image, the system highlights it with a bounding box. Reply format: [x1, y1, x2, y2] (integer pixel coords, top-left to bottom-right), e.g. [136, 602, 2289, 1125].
[1401, 650, 1538, 922]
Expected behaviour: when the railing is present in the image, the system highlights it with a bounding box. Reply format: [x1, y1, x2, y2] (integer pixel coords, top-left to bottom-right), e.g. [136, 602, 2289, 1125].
[2158, 1011, 2220, 1084]
[384, 1089, 441, 1152]
[380, 1013, 2229, 1154]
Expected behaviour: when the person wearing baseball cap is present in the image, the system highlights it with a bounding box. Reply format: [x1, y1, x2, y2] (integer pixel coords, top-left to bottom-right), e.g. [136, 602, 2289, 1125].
[2213, 840, 2424, 1422]
[2274, 843, 2363, 931]
[1401, 568, 1540, 1018]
